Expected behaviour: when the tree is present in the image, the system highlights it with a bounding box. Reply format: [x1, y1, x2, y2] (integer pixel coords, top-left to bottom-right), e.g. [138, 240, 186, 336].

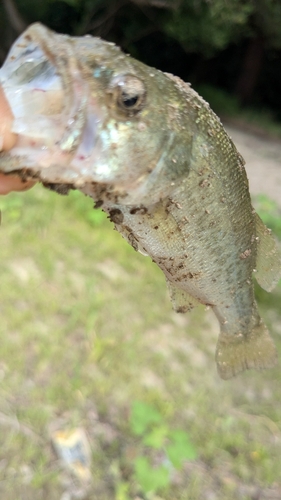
[236, 0, 281, 103]
[162, 0, 252, 57]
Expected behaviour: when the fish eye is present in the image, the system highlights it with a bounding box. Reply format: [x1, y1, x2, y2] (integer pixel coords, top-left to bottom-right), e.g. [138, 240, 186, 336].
[110, 75, 146, 114]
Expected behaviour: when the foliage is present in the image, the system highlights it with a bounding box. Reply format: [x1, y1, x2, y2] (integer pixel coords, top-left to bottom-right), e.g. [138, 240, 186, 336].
[197, 84, 241, 117]
[197, 84, 281, 137]
[0, 177, 280, 498]
[1, 0, 281, 117]
[254, 0, 281, 49]
[130, 401, 197, 495]
[3, 0, 281, 55]
[163, 0, 253, 57]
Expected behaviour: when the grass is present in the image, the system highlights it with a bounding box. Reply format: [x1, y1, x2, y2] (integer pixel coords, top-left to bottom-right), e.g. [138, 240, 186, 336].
[0, 185, 280, 499]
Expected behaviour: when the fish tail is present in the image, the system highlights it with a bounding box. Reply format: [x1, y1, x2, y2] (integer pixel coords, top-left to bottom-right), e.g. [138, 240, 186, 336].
[215, 319, 278, 380]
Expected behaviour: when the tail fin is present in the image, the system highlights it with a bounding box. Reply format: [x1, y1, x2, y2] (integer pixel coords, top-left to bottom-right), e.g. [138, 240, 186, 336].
[215, 321, 278, 380]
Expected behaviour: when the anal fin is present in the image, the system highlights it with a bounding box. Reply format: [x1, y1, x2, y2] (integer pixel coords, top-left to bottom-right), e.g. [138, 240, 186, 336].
[166, 280, 201, 313]
[255, 212, 281, 292]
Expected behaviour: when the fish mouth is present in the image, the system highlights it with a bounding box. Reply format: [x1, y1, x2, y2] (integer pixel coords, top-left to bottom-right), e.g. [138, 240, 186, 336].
[0, 24, 101, 186]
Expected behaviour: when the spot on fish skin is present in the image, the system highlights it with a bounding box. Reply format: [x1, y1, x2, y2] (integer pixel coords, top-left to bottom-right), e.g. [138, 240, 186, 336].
[181, 216, 189, 223]
[176, 305, 192, 313]
[44, 183, 70, 195]
[199, 179, 210, 188]
[188, 272, 201, 279]
[109, 208, 124, 224]
[137, 122, 147, 131]
[166, 199, 182, 210]
[128, 233, 138, 251]
[94, 200, 103, 209]
[175, 202, 182, 209]
[240, 249, 252, 260]
[129, 206, 148, 215]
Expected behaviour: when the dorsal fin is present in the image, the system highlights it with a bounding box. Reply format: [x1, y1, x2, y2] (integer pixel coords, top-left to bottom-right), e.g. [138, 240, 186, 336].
[254, 212, 281, 292]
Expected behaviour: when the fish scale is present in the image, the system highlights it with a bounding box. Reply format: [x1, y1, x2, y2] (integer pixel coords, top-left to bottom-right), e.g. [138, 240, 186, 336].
[0, 23, 280, 379]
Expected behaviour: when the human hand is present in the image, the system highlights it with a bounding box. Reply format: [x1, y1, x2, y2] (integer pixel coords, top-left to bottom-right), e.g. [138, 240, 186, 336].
[0, 172, 35, 194]
[0, 86, 35, 194]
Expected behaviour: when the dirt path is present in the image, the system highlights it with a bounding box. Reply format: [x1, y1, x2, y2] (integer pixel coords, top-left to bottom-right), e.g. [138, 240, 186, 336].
[226, 125, 281, 208]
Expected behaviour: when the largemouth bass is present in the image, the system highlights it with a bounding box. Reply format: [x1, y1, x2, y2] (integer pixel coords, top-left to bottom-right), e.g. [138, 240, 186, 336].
[0, 23, 280, 379]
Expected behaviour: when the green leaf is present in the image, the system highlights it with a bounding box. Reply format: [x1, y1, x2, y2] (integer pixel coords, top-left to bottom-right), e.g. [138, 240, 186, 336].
[130, 401, 162, 436]
[115, 481, 130, 500]
[166, 430, 197, 469]
[134, 456, 170, 494]
[143, 425, 168, 449]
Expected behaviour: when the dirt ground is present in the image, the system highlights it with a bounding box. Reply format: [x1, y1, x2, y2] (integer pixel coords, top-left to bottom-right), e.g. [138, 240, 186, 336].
[226, 125, 281, 209]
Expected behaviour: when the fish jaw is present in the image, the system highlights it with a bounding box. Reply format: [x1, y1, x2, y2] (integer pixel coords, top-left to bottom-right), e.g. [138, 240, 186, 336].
[0, 23, 105, 185]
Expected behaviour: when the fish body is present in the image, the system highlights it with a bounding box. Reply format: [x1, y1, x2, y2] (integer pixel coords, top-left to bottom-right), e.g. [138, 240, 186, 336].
[0, 23, 280, 379]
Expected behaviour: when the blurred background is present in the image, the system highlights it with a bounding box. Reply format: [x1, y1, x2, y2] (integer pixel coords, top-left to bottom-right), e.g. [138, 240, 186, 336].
[1, 0, 281, 126]
[0, 1, 281, 499]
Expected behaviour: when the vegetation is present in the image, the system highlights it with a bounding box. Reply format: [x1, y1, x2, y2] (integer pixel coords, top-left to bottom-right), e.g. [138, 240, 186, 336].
[197, 84, 281, 138]
[0, 2, 281, 498]
[1, 0, 281, 120]
[0, 185, 280, 499]
[129, 400, 197, 495]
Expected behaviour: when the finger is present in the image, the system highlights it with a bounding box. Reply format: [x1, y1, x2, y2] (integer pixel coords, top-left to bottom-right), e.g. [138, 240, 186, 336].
[0, 173, 35, 194]
[0, 86, 17, 151]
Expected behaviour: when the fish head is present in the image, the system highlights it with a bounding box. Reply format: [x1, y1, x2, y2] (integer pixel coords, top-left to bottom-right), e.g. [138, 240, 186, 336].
[0, 23, 193, 203]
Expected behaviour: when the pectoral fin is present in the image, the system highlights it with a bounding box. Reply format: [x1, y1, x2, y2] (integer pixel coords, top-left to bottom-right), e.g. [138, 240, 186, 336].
[254, 212, 281, 292]
[166, 280, 200, 313]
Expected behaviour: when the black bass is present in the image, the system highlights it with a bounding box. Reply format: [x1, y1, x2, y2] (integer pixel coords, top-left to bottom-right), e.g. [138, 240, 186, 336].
[0, 23, 280, 379]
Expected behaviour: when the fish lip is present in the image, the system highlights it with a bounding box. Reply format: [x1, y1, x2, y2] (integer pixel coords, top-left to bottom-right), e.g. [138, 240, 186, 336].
[0, 23, 100, 184]
[24, 24, 90, 153]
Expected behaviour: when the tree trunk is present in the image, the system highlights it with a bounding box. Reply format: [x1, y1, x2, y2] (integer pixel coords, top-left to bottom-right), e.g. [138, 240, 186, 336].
[235, 36, 264, 104]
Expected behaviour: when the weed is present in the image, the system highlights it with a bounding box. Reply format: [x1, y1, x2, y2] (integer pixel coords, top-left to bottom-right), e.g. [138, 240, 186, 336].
[129, 401, 197, 496]
[0, 184, 280, 498]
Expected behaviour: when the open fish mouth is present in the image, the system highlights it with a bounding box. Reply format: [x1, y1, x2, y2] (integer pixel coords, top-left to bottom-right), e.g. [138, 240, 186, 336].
[0, 25, 101, 186]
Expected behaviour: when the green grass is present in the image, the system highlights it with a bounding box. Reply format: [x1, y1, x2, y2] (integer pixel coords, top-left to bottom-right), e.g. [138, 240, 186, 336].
[0, 186, 280, 499]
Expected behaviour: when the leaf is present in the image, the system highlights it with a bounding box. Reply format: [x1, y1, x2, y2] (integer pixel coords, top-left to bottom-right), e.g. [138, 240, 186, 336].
[166, 430, 197, 469]
[134, 456, 170, 494]
[130, 401, 162, 436]
[143, 425, 168, 449]
[115, 481, 130, 500]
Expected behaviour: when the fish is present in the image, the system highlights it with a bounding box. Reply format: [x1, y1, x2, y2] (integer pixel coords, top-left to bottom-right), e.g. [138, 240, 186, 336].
[0, 23, 280, 379]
